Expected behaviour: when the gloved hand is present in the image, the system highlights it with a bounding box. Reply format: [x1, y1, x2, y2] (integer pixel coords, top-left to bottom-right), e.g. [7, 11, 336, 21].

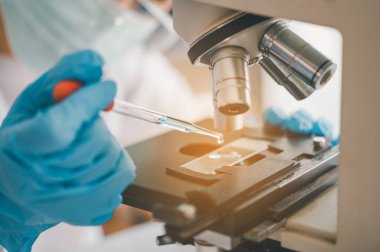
[264, 107, 339, 145]
[0, 50, 136, 252]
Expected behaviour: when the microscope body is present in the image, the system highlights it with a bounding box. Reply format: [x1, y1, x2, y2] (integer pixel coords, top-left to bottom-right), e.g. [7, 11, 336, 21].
[171, 0, 380, 251]
[173, 1, 336, 132]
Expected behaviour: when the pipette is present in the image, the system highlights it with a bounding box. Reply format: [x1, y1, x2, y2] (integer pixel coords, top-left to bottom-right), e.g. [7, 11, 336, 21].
[53, 80, 224, 144]
[113, 100, 224, 144]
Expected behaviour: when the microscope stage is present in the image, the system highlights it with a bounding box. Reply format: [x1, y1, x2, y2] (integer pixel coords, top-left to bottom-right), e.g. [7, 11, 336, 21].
[122, 119, 338, 245]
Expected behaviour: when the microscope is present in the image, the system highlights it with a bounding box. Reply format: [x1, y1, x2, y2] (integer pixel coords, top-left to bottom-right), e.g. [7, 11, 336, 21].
[122, 1, 380, 251]
[172, 1, 336, 132]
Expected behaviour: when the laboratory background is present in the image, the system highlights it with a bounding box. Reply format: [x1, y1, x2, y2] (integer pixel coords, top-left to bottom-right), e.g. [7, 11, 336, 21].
[0, 0, 378, 252]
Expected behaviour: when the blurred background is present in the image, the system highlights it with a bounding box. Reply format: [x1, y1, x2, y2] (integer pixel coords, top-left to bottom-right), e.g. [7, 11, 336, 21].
[12, 0, 342, 249]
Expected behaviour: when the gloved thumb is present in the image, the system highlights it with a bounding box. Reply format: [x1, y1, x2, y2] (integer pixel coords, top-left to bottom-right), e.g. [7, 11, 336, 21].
[2, 81, 116, 155]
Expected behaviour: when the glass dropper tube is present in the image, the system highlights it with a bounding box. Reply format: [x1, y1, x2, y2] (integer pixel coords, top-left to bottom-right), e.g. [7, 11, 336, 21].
[112, 100, 224, 144]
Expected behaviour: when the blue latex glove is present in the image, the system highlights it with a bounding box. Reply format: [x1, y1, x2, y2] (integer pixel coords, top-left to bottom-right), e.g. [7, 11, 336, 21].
[264, 107, 339, 145]
[0, 50, 136, 252]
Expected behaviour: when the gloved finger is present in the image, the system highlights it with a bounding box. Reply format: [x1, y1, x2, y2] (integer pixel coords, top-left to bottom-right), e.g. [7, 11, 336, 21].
[29, 148, 135, 201]
[33, 118, 112, 169]
[0, 192, 43, 225]
[20, 50, 103, 103]
[69, 153, 135, 225]
[29, 151, 136, 225]
[264, 107, 287, 126]
[64, 194, 122, 226]
[1, 50, 104, 128]
[284, 110, 314, 134]
[27, 50, 104, 108]
[89, 196, 123, 225]
[2, 80, 116, 155]
[42, 51, 103, 89]
[312, 118, 334, 138]
[55, 49, 103, 69]
[32, 120, 124, 185]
